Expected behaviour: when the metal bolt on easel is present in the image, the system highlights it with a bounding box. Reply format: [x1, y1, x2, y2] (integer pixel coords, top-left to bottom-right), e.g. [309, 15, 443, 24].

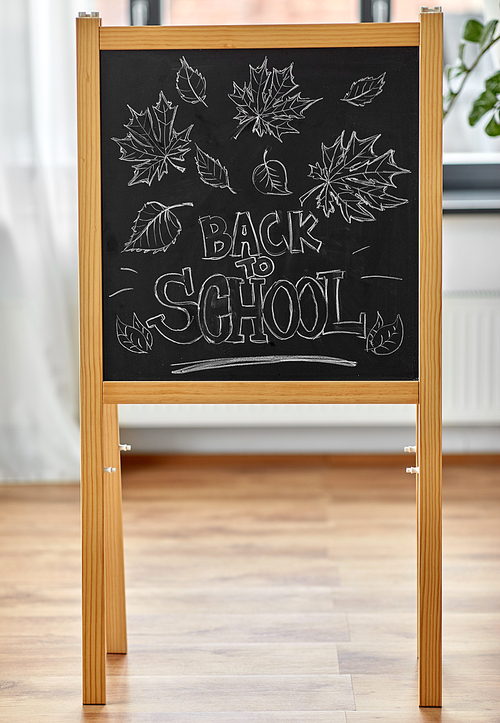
[103, 467, 116, 473]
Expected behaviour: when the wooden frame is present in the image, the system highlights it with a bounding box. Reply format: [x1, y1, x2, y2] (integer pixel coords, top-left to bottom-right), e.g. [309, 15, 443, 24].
[77, 12, 442, 707]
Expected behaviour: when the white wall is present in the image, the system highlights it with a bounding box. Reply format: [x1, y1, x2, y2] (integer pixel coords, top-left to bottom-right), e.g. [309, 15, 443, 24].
[443, 214, 500, 293]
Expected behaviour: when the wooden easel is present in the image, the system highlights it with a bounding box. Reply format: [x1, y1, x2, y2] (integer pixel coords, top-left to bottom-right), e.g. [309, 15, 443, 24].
[77, 10, 442, 707]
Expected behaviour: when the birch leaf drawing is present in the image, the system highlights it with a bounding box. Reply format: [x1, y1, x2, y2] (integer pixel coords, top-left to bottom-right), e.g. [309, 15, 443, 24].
[229, 57, 321, 141]
[124, 201, 193, 253]
[116, 313, 154, 354]
[366, 312, 404, 355]
[299, 130, 410, 223]
[341, 72, 386, 107]
[194, 145, 236, 194]
[252, 148, 292, 195]
[113, 91, 193, 186]
[176, 56, 208, 107]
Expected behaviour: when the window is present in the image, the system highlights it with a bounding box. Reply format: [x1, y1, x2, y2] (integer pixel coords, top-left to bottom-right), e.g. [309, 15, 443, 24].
[94, 0, 500, 209]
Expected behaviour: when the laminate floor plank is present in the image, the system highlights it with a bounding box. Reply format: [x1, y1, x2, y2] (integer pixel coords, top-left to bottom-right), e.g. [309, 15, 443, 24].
[337, 641, 417, 675]
[0, 674, 356, 713]
[15, 711, 348, 723]
[0, 460, 498, 720]
[125, 612, 349, 644]
[0, 641, 339, 677]
[346, 613, 417, 642]
[346, 713, 500, 722]
[352, 672, 500, 712]
[123, 555, 341, 587]
[125, 586, 336, 615]
[105, 643, 341, 676]
[331, 587, 416, 613]
[338, 560, 417, 588]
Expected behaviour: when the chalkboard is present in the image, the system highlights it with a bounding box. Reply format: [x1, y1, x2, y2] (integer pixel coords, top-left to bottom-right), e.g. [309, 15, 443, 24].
[100, 45, 419, 382]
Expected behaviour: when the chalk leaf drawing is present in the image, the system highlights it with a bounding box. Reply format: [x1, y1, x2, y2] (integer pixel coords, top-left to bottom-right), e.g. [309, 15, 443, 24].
[341, 72, 386, 107]
[116, 313, 154, 354]
[299, 131, 410, 223]
[113, 91, 193, 186]
[124, 201, 193, 253]
[252, 148, 292, 195]
[176, 56, 208, 107]
[229, 57, 321, 141]
[366, 312, 404, 355]
[195, 145, 236, 194]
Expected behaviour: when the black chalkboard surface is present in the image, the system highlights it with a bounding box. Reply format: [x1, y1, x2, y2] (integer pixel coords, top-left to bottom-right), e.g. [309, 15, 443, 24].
[100, 45, 419, 382]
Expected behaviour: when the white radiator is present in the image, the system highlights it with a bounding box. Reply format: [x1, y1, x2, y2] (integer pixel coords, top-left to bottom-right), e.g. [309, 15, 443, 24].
[119, 293, 500, 427]
[442, 293, 500, 424]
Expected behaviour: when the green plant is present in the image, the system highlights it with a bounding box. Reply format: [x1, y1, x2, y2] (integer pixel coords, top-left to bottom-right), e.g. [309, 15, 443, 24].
[443, 18, 500, 136]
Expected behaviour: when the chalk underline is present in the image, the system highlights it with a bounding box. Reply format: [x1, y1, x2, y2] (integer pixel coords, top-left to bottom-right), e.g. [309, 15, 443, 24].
[171, 354, 357, 375]
[361, 275, 403, 281]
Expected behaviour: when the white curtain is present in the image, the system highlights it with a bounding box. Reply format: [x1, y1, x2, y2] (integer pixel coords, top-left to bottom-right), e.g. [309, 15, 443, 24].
[0, 0, 91, 481]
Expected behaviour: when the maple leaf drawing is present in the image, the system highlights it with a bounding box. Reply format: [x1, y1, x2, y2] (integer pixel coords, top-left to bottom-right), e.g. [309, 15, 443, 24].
[112, 91, 193, 186]
[229, 57, 321, 142]
[299, 131, 411, 223]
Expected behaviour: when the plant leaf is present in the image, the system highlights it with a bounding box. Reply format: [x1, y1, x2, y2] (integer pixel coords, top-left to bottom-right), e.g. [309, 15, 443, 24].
[112, 91, 193, 186]
[194, 145, 236, 194]
[462, 19, 483, 43]
[468, 89, 498, 125]
[300, 130, 410, 223]
[229, 57, 321, 142]
[485, 70, 500, 95]
[485, 112, 500, 137]
[116, 314, 153, 354]
[367, 313, 404, 355]
[252, 148, 292, 195]
[124, 201, 193, 253]
[446, 63, 466, 84]
[176, 56, 208, 107]
[480, 19, 498, 49]
[341, 72, 386, 107]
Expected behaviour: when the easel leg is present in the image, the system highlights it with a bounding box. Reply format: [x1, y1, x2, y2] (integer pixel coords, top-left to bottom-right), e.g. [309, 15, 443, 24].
[417, 400, 442, 706]
[418, 8, 443, 706]
[416, 404, 420, 663]
[81, 396, 106, 704]
[103, 404, 128, 654]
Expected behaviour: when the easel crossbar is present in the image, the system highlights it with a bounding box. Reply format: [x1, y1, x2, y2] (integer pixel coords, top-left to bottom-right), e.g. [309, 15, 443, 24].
[102, 380, 419, 405]
[100, 23, 420, 50]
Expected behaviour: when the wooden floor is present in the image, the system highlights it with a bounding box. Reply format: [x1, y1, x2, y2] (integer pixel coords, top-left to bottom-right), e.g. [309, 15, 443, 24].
[0, 457, 499, 722]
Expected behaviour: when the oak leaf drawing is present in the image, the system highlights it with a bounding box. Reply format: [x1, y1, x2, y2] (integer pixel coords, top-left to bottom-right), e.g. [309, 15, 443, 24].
[366, 312, 404, 355]
[124, 201, 193, 253]
[113, 91, 193, 186]
[341, 73, 386, 107]
[229, 57, 321, 141]
[116, 313, 154, 354]
[299, 130, 410, 223]
[176, 57, 208, 107]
